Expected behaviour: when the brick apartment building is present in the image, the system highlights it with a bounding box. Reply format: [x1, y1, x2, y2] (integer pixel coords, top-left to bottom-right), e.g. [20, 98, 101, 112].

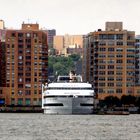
[0, 40, 6, 105]
[1, 23, 48, 107]
[83, 22, 136, 99]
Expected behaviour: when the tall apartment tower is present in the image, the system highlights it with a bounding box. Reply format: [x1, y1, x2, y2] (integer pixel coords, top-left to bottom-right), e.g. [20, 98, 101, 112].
[135, 35, 140, 85]
[0, 40, 6, 106]
[0, 40, 6, 87]
[47, 29, 56, 48]
[5, 23, 48, 106]
[84, 22, 135, 99]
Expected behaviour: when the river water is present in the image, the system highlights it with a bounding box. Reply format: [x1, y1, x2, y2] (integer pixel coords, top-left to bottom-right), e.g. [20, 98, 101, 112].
[0, 113, 140, 140]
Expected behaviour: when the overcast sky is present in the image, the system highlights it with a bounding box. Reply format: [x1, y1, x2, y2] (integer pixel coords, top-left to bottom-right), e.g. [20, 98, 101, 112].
[0, 0, 140, 35]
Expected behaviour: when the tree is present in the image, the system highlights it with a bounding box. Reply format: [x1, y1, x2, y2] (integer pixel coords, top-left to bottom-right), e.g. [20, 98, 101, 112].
[121, 95, 136, 106]
[69, 54, 80, 62]
[53, 62, 67, 75]
[135, 96, 140, 107]
[48, 56, 75, 76]
[104, 96, 121, 107]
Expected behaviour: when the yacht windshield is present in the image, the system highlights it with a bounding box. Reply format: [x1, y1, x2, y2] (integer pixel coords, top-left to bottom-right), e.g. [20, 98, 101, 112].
[57, 76, 82, 82]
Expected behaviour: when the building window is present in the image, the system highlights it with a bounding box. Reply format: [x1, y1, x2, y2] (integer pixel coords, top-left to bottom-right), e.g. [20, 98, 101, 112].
[127, 54, 135, 58]
[108, 34, 115, 40]
[127, 48, 135, 52]
[18, 50, 23, 54]
[116, 54, 123, 57]
[108, 65, 114, 69]
[98, 71, 105, 75]
[26, 62, 31, 65]
[18, 45, 23, 48]
[39, 98, 42, 106]
[108, 41, 114, 46]
[25, 84, 31, 88]
[98, 54, 106, 58]
[0, 90, 2, 94]
[127, 66, 135, 69]
[26, 33, 31, 37]
[98, 77, 105, 81]
[99, 48, 106, 51]
[98, 83, 105, 87]
[127, 42, 134, 46]
[18, 33, 23, 37]
[98, 88, 104, 93]
[137, 90, 140, 94]
[108, 54, 114, 58]
[25, 67, 31, 71]
[117, 42, 123, 46]
[34, 90, 37, 94]
[18, 78, 22, 82]
[98, 65, 106, 69]
[116, 71, 122, 75]
[116, 83, 122, 87]
[33, 98, 37, 105]
[11, 33, 16, 37]
[11, 98, 15, 105]
[34, 39, 37, 43]
[116, 34, 123, 40]
[25, 78, 31, 82]
[116, 66, 123, 69]
[26, 56, 31, 59]
[25, 90, 31, 95]
[99, 41, 106, 46]
[116, 89, 122, 93]
[25, 98, 31, 106]
[108, 71, 114, 75]
[18, 56, 23, 60]
[18, 90, 22, 95]
[127, 60, 134, 64]
[98, 60, 106, 64]
[34, 84, 37, 88]
[107, 89, 114, 94]
[12, 44, 15, 48]
[108, 48, 114, 51]
[116, 60, 123, 63]
[108, 83, 114, 87]
[18, 39, 23, 43]
[18, 84, 23, 88]
[39, 90, 42, 94]
[26, 45, 31, 48]
[18, 98, 23, 105]
[34, 78, 37, 82]
[108, 60, 114, 64]
[26, 73, 31, 76]
[108, 77, 114, 81]
[116, 77, 123, 81]
[33, 33, 38, 38]
[26, 39, 31, 43]
[99, 34, 108, 40]
[116, 48, 123, 52]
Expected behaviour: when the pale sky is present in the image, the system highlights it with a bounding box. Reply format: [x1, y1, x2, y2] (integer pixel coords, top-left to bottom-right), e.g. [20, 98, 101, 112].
[0, 0, 140, 35]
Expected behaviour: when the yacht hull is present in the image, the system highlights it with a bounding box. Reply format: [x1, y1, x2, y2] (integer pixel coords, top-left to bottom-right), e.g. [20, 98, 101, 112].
[43, 97, 94, 114]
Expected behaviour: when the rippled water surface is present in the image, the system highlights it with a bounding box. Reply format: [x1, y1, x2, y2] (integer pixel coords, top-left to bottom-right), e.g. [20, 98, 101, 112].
[0, 113, 140, 140]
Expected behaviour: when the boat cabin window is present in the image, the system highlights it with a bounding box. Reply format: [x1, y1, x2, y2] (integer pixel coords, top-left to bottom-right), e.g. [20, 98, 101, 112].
[57, 76, 82, 82]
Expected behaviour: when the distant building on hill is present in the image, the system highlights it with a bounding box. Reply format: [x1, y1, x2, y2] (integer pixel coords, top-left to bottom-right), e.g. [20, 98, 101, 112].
[53, 34, 83, 56]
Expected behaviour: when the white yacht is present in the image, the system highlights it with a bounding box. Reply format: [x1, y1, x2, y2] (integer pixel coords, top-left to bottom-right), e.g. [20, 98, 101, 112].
[42, 73, 94, 114]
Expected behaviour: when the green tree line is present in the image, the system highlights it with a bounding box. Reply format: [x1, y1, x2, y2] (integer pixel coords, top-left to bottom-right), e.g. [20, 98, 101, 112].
[48, 54, 80, 76]
[100, 95, 140, 108]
